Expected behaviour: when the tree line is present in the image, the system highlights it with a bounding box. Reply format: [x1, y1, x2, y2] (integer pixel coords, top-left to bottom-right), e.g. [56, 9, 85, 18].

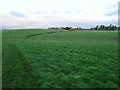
[48, 24, 119, 31]
[91, 24, 119, 31]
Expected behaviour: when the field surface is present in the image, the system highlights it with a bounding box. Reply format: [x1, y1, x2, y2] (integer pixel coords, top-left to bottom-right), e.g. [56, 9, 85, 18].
[2, 29, 118, 88]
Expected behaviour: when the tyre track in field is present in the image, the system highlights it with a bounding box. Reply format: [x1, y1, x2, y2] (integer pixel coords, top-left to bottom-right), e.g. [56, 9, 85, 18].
[26, 31, 63, 37]
[3, 42, 38, 88]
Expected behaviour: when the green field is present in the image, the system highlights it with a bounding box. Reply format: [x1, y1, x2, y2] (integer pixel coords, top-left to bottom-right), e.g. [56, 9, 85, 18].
[2, 29, 118, 88]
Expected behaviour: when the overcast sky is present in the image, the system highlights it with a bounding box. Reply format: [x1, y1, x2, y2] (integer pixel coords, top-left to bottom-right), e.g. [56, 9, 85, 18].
[1, 0, 119, 29]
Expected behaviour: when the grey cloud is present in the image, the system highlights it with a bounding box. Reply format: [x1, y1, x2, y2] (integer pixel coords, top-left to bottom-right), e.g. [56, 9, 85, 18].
[10, 11, 27, 17]
[107, 4, 117, 9]
[104, 9, 118, 16]
[105, 4, 118, 16]
[36, 10, 72, 16]
[51, 11, 60, 14]
[64, 11, 71, 14]
[75, 10, 81, 13]
[36, 11, 60, 15]
[35, 11, 60, 18]
[36, 11, 48, 14]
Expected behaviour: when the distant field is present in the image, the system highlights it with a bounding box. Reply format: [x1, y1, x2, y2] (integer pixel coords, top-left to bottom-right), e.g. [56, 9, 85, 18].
[2, 29, 118, 88]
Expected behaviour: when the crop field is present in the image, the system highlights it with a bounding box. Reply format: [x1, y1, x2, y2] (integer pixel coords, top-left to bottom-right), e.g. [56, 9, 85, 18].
[2, 29, 118, 88]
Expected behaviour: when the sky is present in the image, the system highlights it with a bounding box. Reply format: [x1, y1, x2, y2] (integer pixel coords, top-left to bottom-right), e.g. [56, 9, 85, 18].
[0, 0, 119, 29]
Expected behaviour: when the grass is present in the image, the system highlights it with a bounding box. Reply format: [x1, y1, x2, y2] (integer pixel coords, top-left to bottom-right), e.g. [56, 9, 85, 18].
[2, 29, 118, 88]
